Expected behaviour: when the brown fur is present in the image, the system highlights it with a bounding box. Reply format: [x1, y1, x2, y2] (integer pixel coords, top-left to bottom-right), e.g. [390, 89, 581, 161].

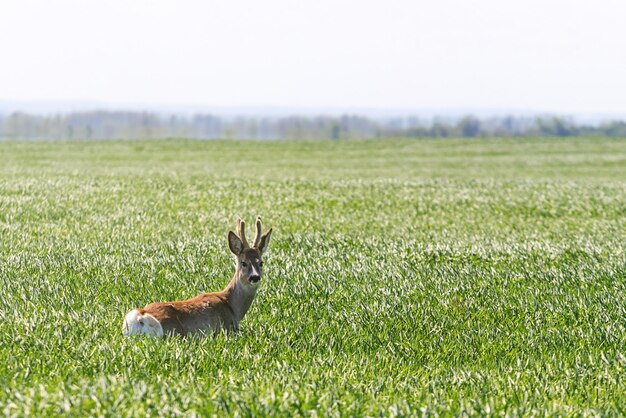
[139, 290, 235, 336]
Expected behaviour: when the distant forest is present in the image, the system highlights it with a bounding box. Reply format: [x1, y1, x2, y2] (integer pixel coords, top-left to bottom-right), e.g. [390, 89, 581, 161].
[1, 111, 626, 140]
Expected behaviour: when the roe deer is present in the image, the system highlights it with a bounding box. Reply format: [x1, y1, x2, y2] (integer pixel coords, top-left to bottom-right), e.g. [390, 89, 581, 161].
[122, 217, 272, 337]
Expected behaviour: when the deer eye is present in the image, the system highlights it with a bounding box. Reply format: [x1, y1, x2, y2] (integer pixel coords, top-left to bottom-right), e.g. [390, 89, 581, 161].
[241, 262, 248, 268]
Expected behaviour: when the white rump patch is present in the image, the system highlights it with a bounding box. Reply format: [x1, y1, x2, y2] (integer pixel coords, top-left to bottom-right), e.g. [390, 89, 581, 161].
[122, 309, 164, 337]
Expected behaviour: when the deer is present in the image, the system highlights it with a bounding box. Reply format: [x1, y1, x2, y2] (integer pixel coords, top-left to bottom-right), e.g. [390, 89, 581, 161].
[122, 217, 272, 337]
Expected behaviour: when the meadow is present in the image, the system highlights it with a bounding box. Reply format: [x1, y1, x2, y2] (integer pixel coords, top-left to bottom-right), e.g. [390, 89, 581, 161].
[0, 137, 625, 416]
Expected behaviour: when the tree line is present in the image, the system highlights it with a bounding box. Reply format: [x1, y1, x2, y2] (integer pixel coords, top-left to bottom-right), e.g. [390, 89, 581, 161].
[1, 111, 625, 140]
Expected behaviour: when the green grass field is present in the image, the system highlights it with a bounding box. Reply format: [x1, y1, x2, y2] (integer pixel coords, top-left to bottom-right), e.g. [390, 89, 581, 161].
[1, 137, 625, 416]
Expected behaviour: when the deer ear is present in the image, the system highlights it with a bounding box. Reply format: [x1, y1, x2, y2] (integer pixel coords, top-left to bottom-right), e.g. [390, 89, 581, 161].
[257, 228, 272, 255]
[228, 231, 244, 255]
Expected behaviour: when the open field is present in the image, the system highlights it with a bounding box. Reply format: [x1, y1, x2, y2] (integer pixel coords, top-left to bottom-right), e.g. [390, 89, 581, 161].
[1, 137, 626, 416]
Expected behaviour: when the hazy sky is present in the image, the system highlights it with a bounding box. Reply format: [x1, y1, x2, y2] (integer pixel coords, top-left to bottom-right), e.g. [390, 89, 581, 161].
[1, 0, 625, 113]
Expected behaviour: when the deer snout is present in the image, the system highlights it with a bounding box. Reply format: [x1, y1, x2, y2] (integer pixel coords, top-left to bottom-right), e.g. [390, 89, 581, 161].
[249, 275, 261, 283]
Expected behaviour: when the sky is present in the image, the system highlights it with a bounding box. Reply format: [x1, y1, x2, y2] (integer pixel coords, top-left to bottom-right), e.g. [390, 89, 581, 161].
[1, 0, 625, 115]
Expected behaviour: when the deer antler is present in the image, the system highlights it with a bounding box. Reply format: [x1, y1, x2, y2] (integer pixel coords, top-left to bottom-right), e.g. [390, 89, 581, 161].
[253, 216, 263, 248]
[236, 218, 250, 248]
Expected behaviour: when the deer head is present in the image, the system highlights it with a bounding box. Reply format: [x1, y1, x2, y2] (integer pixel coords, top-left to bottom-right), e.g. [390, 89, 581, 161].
[228, 216, 272, 287]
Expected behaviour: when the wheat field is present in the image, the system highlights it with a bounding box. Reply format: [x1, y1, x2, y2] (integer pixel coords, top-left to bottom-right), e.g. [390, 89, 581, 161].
[1, 137, 625, 416]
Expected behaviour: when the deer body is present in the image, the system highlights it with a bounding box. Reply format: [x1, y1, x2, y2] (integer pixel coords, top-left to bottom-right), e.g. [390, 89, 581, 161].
[123, 217, 272, 337]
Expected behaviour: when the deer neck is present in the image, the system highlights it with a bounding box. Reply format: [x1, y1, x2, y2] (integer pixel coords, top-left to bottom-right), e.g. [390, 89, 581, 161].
[223, 271, 258, 322]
